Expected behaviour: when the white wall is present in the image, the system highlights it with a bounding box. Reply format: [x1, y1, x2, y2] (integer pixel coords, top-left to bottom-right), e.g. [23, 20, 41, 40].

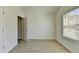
[0, 7, 4, 52]
[27, 13, 56, 39]
[16, 7, 25, 17]
[20, 7, 61, 40]
[56, 6, 79, 52]
[3, 6, 24, 52]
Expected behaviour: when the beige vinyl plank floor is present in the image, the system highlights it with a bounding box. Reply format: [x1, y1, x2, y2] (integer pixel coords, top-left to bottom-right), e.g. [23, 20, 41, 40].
[9, 39, 70, 53]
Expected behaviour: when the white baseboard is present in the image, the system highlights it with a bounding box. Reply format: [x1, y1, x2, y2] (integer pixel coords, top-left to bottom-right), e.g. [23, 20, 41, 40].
[6, 42, 18, 53]
[29, 39, 56, 40]
[56, 39, 72, 53]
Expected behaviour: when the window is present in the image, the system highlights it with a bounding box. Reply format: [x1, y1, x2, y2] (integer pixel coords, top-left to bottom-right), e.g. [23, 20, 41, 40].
[63, 7, 79, 40]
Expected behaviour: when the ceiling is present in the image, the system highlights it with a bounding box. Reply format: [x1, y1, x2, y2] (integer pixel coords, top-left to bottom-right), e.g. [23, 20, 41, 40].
[19, 6, 61, 14]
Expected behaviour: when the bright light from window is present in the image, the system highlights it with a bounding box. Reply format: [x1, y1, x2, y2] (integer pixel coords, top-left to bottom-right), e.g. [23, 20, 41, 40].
[63, 7, 79, 40]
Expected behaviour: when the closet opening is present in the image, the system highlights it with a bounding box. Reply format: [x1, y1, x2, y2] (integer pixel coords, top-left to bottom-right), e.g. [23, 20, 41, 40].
[17, 16, 24, 43]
